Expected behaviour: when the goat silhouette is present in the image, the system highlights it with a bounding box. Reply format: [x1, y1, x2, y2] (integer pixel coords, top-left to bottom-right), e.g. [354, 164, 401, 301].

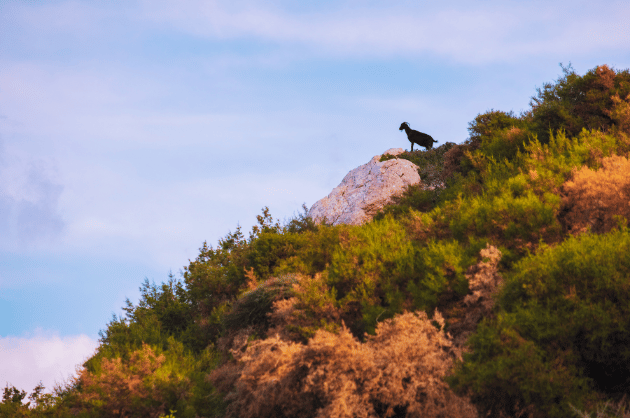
[399, 122, 437, 151]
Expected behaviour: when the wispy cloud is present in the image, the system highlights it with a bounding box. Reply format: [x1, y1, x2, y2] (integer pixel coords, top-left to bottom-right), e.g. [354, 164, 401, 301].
[0, 141, 65, 249]
[0, 330, 98, 394]
[140, 0, 630, 63]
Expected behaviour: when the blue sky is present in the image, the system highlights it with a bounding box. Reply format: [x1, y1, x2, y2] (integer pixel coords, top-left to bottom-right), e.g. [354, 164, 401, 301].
[1, 0, 629, 394]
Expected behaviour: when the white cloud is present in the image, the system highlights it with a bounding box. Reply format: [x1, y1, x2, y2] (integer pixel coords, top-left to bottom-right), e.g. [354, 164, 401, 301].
[0, 330, 98, 395]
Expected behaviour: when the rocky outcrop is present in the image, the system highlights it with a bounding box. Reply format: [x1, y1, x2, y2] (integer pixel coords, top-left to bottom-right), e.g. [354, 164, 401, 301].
[308, 148, 421, 225]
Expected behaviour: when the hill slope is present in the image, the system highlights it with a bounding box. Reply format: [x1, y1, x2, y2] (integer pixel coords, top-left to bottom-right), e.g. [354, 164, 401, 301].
[3, 63, 630, 418]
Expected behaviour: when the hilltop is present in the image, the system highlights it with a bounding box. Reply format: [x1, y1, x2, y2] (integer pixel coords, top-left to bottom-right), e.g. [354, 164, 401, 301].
[3, 63, 630, 418]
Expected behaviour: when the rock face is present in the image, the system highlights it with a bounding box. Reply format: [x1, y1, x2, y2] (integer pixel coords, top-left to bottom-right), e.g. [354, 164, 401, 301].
[308, 148, 421, 225]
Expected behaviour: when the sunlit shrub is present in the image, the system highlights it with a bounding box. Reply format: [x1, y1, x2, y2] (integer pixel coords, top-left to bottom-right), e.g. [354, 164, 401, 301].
[75, 343, 169, 416]
[561, 155, 630, 234]
[447, 185, 561, 251]
[246, 231, 308, 281]
[325, 217, 417, 335]
[215, 311, 477, 418]
[524, 129, 620, 188]
[75, 338, 223, 418]
[468, 110, 527, 148]
[478, 126, 531, 162]
[183, 235, 248, 327]
[442, 244, 504, 349]
[274, 224, 345, 277]
[530, 64, 630, 142]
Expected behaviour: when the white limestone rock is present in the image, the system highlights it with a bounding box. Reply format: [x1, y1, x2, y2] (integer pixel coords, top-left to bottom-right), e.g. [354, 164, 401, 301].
[308, 148, 421, 225]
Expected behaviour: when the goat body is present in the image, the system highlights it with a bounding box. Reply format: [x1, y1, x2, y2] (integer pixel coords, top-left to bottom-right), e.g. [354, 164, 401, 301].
[399, 122, 438, 151]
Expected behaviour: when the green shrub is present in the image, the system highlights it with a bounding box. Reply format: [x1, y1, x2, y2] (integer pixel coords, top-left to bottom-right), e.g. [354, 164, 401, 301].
[273, 224, 344, 277]
[448, 227, 630, 418]
[523, 129, 621, 189]
[326, 217, 417, 336]
[246, 231, 307, 281]
[323, 217, 477, 337]
[94, 275, 198, 363]
[468, 110, 533, 162]
[446, 184, 561, 251]
[407, 239, 473, 313]
[221, 274, 300, 335]
[468, 110, 527, 146]
[374, 185, 439, 219]
[74, 338, 224, 418]
[447, 320, 594, 418]
[530, 64, 630, 142]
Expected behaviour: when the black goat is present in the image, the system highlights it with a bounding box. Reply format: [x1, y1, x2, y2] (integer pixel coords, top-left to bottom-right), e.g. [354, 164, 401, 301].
[399, 122, 438, 151]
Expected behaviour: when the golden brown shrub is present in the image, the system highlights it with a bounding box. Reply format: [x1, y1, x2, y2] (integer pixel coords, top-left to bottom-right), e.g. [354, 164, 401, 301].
[264, 296, 301, 341]
[75, 344, 170, 417]
[561, 155, 630, 234]
[213, 311, 478, 418]
[444, 244, 504, 350]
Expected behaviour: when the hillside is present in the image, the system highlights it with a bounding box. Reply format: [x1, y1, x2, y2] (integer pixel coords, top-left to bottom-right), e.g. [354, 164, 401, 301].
[3, 63, 630, 418]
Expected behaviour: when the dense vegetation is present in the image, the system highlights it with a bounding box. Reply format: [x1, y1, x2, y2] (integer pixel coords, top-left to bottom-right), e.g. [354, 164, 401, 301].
[3, 63, 630, 418]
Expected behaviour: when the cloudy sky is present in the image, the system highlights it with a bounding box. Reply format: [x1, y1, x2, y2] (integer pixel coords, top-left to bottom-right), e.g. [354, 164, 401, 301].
[1, 0, 629, 395]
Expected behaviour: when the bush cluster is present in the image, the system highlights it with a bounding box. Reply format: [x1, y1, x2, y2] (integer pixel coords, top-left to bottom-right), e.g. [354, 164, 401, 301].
[211, 311, 477, 418]
[6, 64, 630, 418]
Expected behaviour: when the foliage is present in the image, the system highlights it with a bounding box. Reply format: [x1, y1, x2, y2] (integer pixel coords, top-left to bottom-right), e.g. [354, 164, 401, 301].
[74, 338, 224, 418]
[322, 216, 475, 339]
[445, 176, 562, 251]
[220, 273, 300, 336]
[448, 227, 630, 418]
[0, 381, 77, 418]
[1, 385, 29, 418]
[561, 154, 630, 234]
[17, 63, 630, 418]
[212, 311, 478, 418]
[530, 64, 630, 142]
[95, 274, 197, 360]
[467, 110, 533, 163]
